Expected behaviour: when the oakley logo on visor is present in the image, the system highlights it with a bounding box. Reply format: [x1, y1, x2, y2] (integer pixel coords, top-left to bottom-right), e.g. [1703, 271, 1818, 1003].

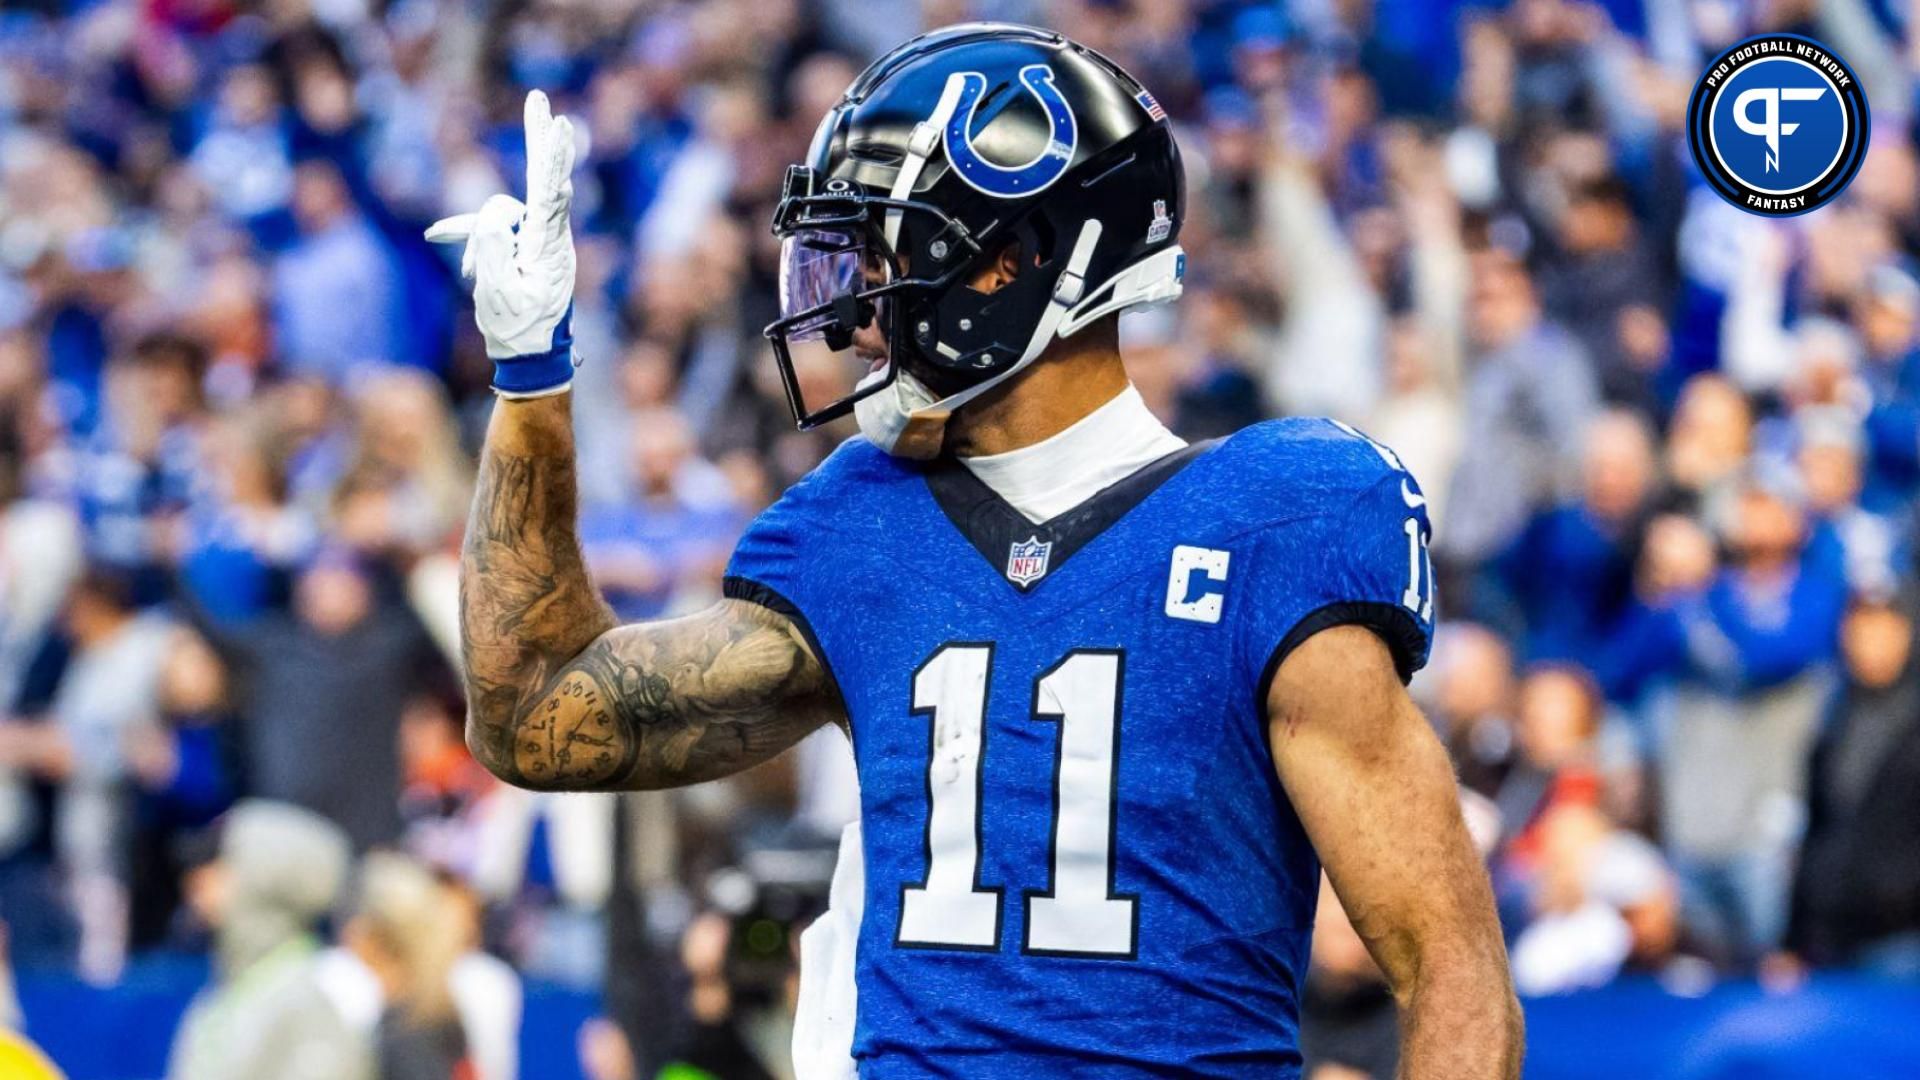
[943, 64, 1078, 198]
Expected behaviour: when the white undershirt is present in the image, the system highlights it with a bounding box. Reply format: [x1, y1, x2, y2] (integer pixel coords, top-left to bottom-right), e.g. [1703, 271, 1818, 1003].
[958, 385, 1187, 523]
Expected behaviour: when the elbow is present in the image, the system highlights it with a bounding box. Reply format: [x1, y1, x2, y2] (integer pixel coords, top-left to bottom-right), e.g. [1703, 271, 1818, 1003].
[1476, 964, 1528, 1078]
[1497, 982, 1526, 1057]
[463, 710, 589, 793]
[463, 719, 517, 785]
[459, 672, 547, 789]
[1500, 989, 1527, 1079]
[461, 707, 549, 791]
[1447, 972, 1526, 1080]
[1401, 951, 1526, 1078]
[1459, 942, 1525, 1045]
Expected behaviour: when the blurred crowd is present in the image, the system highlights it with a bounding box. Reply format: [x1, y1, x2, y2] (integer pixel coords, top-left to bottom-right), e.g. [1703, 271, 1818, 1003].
[3, 0, 1920, 1078]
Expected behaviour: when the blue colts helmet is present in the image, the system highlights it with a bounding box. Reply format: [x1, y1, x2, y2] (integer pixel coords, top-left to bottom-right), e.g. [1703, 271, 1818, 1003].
[766, 23, 1186, 451]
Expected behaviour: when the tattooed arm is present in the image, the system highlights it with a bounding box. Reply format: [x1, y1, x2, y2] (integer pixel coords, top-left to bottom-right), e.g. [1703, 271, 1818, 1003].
[461, 394, 840, 791]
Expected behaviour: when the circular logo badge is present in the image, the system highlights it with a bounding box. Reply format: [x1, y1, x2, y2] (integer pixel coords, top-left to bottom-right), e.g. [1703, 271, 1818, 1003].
[1687, 34, 1869, 216]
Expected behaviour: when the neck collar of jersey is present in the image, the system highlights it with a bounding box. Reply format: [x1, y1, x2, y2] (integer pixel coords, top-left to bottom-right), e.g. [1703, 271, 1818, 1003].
[958, 384, 1187, 524]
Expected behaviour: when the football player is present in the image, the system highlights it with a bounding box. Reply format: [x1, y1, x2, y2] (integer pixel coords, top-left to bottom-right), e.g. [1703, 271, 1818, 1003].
[435, 25, 1521, 1078]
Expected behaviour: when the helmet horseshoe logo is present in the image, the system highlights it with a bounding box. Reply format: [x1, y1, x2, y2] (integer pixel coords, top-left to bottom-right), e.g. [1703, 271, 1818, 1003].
[942, 64, 1078, 198]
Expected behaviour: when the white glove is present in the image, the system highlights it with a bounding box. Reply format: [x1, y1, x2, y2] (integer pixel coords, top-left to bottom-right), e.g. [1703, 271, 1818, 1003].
[427, 90, 580, 397]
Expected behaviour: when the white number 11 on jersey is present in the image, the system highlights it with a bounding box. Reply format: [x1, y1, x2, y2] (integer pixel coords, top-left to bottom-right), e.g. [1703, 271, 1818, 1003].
[897, 644, 1138, 958]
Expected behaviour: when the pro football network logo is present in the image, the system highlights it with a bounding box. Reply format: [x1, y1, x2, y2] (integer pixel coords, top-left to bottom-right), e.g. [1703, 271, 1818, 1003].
[1687, 34, 1868, 217]
[1006, 535, 1052, 587]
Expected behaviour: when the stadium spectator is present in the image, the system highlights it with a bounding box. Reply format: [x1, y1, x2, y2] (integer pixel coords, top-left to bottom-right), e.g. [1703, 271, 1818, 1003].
[1256, 92, 1386, 422]
[1427, 621, 1520, 798]
[1439, 244, 1599, 567]
[444, 875, 525, 1080]
[1490, 666, 1609, 897]
[579, 408, 742, 621]
[330, 369, 472, 559]
[1662, 373, 1755, 513]
[1537, 177, 1666, 405]
[397, 690, 496, 872]
[0, 569, 181, 982]
[70, 334, 208, 607]
[1366, 313, 1464, 532]
[1799, 405, 1902, 596]
[124, 630, 235, 950]
[1492, 409, 1658, 664]
[185, 551, 444, 851]
[338, 852, 473, 1080]
[1631, 465, 1846, 966]
[0, 419, 82, 872]
[270, 162, 408, 383]
[1786, 588, 1920, 979]
[1510, 807, 1685, 995]
[176, 398, 316, 623]
[169, 800, 368, 1080]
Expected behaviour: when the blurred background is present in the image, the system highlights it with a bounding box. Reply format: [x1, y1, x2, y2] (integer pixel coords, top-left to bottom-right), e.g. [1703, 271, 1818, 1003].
[2, 0, 1920, 1077]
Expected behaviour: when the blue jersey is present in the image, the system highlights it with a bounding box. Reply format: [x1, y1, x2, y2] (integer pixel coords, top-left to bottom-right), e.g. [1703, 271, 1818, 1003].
[726, 418, 1435, 1077]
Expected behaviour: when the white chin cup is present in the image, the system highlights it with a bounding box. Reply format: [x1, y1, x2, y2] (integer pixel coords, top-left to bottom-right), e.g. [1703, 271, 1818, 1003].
[854, 364, 942, 455]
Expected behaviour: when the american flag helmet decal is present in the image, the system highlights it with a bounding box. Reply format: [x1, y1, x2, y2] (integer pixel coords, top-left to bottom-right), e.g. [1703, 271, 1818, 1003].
[1136, 89, 1167, 122]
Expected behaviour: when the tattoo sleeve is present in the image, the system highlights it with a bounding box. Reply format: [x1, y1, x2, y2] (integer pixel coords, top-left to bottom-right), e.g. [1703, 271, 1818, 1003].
[460, 395, 838, 791]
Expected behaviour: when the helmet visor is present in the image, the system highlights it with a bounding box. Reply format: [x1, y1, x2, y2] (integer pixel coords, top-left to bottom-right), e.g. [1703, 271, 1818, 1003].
[766, 226, 901, 427]
[763, 178, 978, 430]
[777, 227, 894, 338]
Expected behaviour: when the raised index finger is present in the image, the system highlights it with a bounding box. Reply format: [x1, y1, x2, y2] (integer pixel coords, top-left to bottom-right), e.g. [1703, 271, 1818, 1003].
[519, 90, 555, 254]
[523, 90, 554, 206]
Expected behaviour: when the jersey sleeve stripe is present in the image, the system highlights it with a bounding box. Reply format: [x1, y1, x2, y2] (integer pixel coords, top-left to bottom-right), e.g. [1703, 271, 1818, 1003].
[1253, 600, 1429, 721]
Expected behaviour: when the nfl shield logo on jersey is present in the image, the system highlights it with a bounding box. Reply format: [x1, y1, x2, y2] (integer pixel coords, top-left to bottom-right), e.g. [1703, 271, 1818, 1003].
[1006, 535, 1053, 586]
